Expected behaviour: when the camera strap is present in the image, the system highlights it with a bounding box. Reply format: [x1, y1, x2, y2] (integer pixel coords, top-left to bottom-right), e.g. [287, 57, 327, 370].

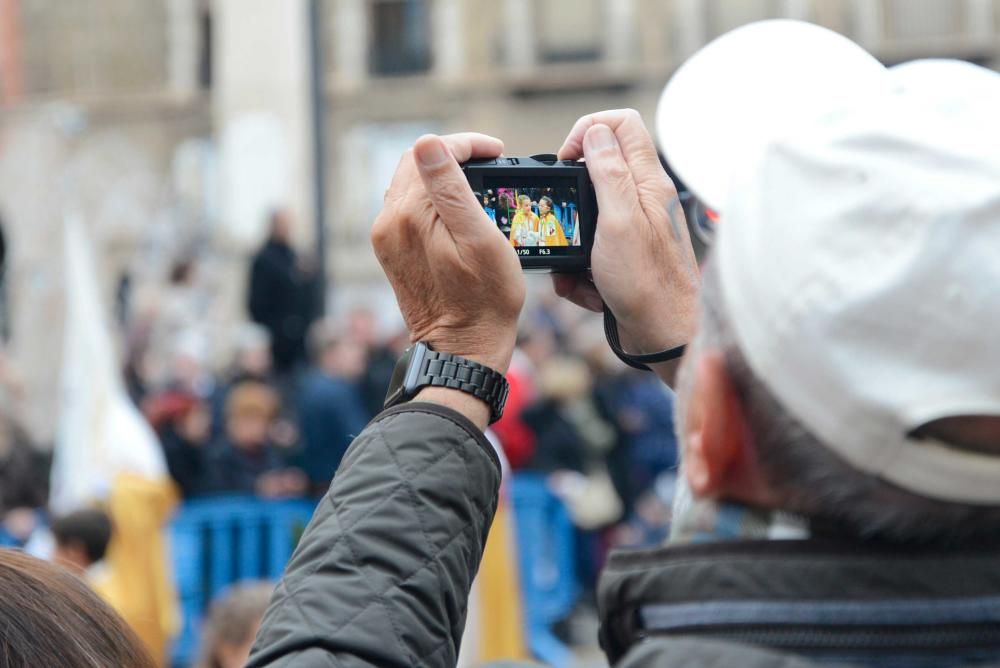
[603, 305, 686, 371]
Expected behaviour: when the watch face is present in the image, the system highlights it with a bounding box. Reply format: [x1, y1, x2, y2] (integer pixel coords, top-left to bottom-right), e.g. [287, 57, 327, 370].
[384, 345, 414, 408]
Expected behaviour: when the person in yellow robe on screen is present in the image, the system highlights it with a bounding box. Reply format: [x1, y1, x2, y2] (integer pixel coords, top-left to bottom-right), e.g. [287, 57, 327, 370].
[538, 196, 569, 247]
[509, 194, 540, 247]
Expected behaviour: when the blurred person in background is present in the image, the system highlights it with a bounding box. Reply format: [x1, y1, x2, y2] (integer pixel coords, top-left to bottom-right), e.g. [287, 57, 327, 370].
[145, 391, 212, 498]
[346, 307, 398, 419]
[0, 549, 155, 667]
[207, 323, 277, 439]
[0, 414, 48, 548]
[489, 324, 565, 470]
[608, 368, 678, 510]
[524, 356, 616, 484]
[227, 322, 275, 382]
[489, 344, 537, 470]
[248, 208, 318, 377]
[203, 380, 305, 498]
[196, 581, 273, 668]
[525, 355, 622, 598]
[298, 320, 369, 496]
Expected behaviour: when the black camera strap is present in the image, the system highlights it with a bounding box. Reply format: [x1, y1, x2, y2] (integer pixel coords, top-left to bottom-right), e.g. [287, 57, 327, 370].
[603, 304, 686, 371]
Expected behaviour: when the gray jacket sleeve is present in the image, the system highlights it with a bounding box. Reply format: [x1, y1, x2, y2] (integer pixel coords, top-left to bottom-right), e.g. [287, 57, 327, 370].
[247, 402, 502, 668]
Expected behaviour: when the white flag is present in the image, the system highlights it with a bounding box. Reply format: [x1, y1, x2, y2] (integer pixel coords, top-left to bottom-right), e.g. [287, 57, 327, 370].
[50, 215, 167, 514]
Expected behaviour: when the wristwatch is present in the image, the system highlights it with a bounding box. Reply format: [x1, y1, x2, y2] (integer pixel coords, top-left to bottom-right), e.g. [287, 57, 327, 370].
[383, 342, 509, 424]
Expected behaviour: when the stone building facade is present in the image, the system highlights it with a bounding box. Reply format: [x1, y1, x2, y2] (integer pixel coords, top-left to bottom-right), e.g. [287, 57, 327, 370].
[0, 0, 997, 439]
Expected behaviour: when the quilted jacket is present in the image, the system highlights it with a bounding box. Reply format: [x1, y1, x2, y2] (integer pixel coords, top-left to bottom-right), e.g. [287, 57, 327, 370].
[247, 403, 501, 667]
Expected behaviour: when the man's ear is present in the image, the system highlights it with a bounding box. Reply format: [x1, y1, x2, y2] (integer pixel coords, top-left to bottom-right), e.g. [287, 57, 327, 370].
[681, 350, 750, 499]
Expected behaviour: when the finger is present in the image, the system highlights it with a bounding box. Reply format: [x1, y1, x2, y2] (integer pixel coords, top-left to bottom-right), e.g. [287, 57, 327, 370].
[383, 147, 417, 206]
[413, 134, 494, 244]
[438, 132, 504, 164]
[557, 109, 668, 193]
[582, 124, 643, 231]
[552, 274, 604, 313]
[385, 133, 502, 208]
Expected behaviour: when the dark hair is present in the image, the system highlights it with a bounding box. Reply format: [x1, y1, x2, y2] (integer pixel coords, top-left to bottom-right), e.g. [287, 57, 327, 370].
[538, 196, 555, 217]
[0, 549, 156, 667]
[51, 509, 113, 564]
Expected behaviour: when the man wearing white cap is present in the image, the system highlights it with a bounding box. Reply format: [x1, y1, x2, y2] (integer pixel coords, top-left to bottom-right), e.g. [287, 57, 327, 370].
[248, 20, 1000, 668]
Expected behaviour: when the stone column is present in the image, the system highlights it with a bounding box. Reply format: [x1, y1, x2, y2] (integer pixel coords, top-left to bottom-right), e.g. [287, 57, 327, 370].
[166, 0, 199, 97]
[606, 0, 637, 71]
[674, 0, 708, 59]
[966, 0, 996, 42]
[213, 0, 314, 249]
[850, 0, 884, 51]
[504, 0, 537, 70]
[782, 0, 813, 20]
[433, 0, 464, 82]
[332, 0, 367, 88]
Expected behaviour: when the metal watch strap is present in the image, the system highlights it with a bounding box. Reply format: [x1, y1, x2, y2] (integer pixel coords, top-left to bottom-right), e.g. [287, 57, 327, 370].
[417, 350, 509, 424]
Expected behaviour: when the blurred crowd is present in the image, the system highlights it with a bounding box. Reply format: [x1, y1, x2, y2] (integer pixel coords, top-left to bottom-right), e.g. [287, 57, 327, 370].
[0, 207, 679, 647]
[130, 209, 680, 561]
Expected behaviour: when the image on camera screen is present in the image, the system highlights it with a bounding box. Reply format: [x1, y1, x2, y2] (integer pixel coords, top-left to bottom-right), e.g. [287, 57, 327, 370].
[478, 179, 583, 257]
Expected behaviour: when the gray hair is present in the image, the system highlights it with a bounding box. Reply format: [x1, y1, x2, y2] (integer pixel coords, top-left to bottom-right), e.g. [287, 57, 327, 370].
[696, 261, 1000, 544]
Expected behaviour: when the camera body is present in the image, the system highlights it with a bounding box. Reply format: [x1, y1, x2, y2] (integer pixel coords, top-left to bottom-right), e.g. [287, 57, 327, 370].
[464, 154, 597, 272]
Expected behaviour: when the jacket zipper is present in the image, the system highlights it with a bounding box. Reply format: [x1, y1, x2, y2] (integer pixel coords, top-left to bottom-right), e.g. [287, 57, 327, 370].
[646, 623, 1000, 652]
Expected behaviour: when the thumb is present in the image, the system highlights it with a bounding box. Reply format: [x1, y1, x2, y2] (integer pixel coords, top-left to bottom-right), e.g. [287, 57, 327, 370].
[582, 124, 640, 227]
[413, 134, 489, 243]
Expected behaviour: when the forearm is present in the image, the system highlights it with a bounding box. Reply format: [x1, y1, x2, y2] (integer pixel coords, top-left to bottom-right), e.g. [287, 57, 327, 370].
[248, 403, 501, 668]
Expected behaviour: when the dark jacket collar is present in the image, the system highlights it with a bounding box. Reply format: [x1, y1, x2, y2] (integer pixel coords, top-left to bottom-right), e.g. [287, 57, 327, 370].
[598, 538, 1000, 666]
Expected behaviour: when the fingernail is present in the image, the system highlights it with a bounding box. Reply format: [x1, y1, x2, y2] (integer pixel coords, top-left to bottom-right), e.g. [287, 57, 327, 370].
[415, 137, 448, 167]
[585, 124, 617, 152]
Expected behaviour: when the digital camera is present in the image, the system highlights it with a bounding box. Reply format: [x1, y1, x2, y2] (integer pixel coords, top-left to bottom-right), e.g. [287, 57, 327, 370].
[463, 154, 597, 272]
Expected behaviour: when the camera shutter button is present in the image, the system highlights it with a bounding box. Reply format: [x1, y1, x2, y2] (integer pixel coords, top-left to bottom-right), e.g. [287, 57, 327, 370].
[530, 154, 558, 165]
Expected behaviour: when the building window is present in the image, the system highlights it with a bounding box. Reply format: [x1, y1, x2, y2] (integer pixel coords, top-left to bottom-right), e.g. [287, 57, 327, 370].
[537, 0, 603, 63]
[369, 0, 432, 76]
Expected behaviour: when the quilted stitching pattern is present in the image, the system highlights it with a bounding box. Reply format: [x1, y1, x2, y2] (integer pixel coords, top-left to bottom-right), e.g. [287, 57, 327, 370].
[248, 405, 501, 667]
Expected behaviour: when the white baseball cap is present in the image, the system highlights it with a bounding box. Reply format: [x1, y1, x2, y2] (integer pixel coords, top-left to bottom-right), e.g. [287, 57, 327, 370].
[656, 20, 1000, 504]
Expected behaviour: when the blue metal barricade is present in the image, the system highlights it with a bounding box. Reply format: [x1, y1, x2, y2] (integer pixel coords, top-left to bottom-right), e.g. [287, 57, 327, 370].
[169, 496, 315, 666]
[510, 474, 579, 668]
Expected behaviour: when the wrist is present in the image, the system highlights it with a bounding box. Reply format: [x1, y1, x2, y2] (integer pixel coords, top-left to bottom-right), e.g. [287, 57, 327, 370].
[414, 387, 491, 430]
[423, 331, 516, 375]
[615, 312, 694, 357]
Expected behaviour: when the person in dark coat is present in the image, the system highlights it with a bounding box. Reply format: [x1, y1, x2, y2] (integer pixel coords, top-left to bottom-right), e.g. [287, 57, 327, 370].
[247, 209, 317, 376]
[144, 390, 211, 498]
[346, 308, 399, 419]
[297, 322, 370, 495]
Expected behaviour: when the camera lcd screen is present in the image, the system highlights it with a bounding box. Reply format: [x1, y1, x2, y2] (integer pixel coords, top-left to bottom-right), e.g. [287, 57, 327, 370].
[479, 178, 583, 258]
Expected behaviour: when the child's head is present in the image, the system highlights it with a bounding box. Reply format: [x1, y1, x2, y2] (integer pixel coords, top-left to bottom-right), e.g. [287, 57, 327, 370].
[51, 508, 113, 571]
[225, 382, 279, 451]
[197, 582, 273, 668]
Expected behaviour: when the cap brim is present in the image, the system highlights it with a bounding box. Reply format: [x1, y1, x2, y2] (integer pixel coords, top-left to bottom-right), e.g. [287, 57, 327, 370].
[656, 20, 885, 212]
